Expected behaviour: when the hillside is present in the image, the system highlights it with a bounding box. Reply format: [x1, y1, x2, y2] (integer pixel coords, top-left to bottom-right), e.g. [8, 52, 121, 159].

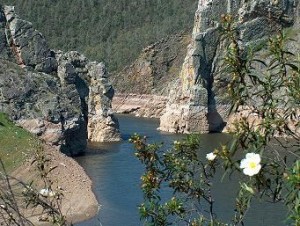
[2, 0, 198, 72]
[111, 34, 191, 95]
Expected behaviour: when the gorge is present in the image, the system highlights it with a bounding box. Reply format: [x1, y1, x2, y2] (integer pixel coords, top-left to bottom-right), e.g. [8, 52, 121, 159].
[0, 0, 299, 225]
[111, 0, 299, 137]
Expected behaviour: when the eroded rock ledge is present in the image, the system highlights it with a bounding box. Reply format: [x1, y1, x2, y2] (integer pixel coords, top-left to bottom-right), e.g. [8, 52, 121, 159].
[160, 0, 299, 134]
[112, 93, 168, 118]
[0, 5, 121, 155]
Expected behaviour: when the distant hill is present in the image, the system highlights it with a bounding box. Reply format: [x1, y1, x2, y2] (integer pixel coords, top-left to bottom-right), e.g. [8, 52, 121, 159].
[3, 0, 198, 72]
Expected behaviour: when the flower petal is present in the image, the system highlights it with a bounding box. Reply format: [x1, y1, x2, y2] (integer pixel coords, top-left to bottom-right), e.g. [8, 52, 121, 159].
[252, 164, 261, 175]
[241, 153, 262, 176]
[206, 152, 216, 161]
[243, 167, 255, 176]
[240, 158, 248, 169]
[245, 153, 255, 159]
[252, 153, 261, 164]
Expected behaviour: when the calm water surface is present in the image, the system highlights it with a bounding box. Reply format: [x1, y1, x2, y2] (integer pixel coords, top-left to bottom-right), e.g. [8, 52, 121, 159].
[74, 115, 286, 226]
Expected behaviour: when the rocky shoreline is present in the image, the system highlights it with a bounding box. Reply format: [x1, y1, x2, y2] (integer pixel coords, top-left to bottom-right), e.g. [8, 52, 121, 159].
[0, 5, 118, 225]
[11, 145, 99, 225]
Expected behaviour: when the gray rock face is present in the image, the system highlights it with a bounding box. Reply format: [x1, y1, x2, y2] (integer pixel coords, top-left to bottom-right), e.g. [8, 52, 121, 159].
[0, 9, 11, 60]
[56, 51, 120, 142]
[160, 0, 299, 133]
[0, 5, 120, 155]
[1, 6, 57, 73]
[86, 62, 121, 142]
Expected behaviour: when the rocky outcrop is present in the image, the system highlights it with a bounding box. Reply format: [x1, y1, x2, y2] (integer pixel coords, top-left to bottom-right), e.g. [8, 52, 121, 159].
[86, 61, 120, 142]
[160, 0, 299, 133]
[0, 5, 120, 154]
[112, 94, 168, 118]
[1, 6, 57, 73]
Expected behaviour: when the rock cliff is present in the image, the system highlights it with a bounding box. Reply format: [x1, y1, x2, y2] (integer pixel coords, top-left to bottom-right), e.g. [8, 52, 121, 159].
[0, 5, 120, 155]
[160, 0, 299, 133]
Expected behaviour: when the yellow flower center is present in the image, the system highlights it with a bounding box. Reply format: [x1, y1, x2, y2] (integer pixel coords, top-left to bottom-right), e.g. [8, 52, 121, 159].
[249, 162, 257, 169]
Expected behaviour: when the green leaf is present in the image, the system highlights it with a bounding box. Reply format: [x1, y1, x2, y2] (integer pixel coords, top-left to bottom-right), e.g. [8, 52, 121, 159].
[286, 63, 299, 71]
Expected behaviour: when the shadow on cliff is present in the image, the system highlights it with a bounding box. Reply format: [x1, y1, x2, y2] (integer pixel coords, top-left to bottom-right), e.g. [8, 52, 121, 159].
[61, 76, 89, 156]
[206, 76, 227, 132]
[207, 111, 227, 132]
[197, 34, 226, 133]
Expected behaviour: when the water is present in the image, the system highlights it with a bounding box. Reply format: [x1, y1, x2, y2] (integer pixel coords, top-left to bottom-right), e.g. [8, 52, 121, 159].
[74, 115, 286, 226]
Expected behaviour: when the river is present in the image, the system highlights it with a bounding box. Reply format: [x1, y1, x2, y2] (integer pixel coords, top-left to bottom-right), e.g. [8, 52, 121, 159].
[74, 115, 286, 226]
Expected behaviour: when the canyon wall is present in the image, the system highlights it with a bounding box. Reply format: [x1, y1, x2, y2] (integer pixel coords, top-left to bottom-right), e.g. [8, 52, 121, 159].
[160, 0, 299, 133]
[0, 5, 120, 155]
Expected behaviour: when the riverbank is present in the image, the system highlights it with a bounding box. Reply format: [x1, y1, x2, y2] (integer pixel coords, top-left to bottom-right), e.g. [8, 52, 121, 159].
[11, 145, 99, 225]
[112, 93, 167, 118]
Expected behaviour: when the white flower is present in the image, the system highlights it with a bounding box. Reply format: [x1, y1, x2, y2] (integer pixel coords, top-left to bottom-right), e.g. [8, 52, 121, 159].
[240, 153, 262, 176]
[206, 152, 217, 161]
[173, 140, 180, 145]
[39, 188, 55, 197]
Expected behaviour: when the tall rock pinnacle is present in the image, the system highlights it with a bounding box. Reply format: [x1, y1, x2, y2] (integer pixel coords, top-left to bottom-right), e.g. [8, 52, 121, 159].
[159, 0, 299, 134]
